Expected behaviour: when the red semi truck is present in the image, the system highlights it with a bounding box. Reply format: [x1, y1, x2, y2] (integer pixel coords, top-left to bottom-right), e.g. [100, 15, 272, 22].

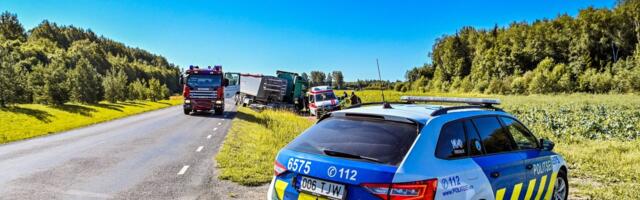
[180, 65, 229, 115]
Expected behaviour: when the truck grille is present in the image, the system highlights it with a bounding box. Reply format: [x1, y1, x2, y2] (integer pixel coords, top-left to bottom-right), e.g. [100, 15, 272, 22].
[190, 90, 217, 99]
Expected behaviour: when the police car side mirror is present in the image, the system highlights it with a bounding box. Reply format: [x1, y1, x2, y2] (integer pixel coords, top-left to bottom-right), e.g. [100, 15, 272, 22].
[540, 139, 555, 151]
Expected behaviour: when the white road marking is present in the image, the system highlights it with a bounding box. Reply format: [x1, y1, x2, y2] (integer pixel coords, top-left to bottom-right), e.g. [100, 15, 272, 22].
[196, 146, 204, 152]
[178, 165, 190, 175]
[217, 122, 222, 125]
[213, 128, 218, 131]
[64, 189, 112, 199]
[207, 134, 212, 139]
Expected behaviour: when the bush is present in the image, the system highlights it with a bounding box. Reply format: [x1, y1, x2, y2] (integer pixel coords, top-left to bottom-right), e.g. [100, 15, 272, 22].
[128, 79, 149, 100]
[102, 68, 128, 103]
[148, 78, 168, 102]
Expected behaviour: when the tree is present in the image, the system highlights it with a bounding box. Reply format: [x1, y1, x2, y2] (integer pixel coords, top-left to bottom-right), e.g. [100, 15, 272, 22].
[331, 71, 344, 89]
[0, 51, 21, 106]
[300, 72, 309, 81]
[309, 71, 326, 86]
[325, 72, 333, 86]
[29, 59, 70, 105]
[68, 58, 102, 103]
[148, 78, 167, 101]
[102, 68, 128, 103]
[128, 79, 149, 100]
[0, 11, 26, 41]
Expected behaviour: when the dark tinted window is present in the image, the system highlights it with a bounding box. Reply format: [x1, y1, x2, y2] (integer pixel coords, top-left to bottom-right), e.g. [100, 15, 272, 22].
[464, 120, 484, 156]
[472, 117, 516, 154]
[501, 117, 538, 149]
[436, 121, 467, 159]
[286, 117, 418, 166]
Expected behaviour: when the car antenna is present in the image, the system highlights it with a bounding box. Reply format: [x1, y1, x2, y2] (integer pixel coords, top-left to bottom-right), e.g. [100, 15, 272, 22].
[376, 59, 391, 109]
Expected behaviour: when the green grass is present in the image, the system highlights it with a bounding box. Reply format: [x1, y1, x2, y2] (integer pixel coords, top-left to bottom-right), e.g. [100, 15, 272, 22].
[0, 97, 182, 144]
[215, 107, 314, 186]
[218, 90, 640, 199]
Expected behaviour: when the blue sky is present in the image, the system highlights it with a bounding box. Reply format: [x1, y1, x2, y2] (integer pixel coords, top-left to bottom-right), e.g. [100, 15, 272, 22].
[2, 0, 615, 81]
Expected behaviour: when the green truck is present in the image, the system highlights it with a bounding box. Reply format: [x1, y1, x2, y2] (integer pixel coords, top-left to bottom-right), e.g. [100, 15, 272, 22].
[276, 70, 309, 112]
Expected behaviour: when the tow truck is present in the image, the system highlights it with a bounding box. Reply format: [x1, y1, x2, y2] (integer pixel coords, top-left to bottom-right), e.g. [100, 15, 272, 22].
[180, 65, 229, 115]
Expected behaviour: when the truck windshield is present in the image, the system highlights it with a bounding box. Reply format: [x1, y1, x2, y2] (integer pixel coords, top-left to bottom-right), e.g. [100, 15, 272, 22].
[187, 74, 221, 88]
[314, 93, 336, 102]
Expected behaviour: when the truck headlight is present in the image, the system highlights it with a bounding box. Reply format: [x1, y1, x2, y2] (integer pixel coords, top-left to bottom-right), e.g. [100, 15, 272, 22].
[215, 100, 223, 104]
[185, 99, 191, 104]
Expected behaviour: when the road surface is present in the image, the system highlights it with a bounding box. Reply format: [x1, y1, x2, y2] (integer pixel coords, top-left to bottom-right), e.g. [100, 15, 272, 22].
[0, 101, 267, 200]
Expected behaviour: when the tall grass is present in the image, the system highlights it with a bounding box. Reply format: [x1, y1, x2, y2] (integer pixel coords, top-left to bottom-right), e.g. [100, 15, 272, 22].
[216, 107, 314, 186]
[0, 97, 182, 144]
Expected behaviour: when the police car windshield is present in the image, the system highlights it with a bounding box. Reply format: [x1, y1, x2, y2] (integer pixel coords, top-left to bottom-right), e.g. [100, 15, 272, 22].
[187, 74, 221, 88]
[314, 93, 336, 102]
[286, 116, 418, 166]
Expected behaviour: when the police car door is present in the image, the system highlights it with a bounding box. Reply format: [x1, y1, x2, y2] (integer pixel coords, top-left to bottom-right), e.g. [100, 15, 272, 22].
[469, 116, 527, 200]
[500, 117, 555, 200]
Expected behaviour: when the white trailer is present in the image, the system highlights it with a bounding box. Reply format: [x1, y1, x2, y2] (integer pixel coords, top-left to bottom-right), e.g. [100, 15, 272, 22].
[237, 74, 287, 106]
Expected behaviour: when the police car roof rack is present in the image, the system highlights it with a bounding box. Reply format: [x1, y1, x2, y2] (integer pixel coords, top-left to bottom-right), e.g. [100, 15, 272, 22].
[399, 96, 503, 116]
[346, 101, 412, 109]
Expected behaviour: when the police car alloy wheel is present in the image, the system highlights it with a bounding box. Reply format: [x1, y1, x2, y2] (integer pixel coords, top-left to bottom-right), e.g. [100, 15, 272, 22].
[553, 174, 568, 200]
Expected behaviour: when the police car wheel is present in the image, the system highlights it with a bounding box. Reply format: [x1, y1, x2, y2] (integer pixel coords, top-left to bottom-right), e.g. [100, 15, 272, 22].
[553, 171, 568, 200]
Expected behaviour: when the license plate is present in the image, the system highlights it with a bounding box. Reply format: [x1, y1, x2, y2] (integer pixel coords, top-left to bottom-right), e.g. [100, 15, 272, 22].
[299, 176, 346, 199]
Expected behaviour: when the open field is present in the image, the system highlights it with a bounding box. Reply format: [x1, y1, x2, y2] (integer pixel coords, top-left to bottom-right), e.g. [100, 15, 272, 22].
[218, 91, 640, 199]
[0, 96, 182, 144]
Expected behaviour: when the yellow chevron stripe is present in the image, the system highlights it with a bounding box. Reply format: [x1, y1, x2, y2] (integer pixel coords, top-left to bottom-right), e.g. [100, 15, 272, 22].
[524, 178, 537, 200]
[544, 172, 559, 200]
[510, 183, 523, 200]
[275, 179, 288, 200]
[496, 188, 506, 200]
[534, 175, 548, 200]
[298, 192, 328, 200]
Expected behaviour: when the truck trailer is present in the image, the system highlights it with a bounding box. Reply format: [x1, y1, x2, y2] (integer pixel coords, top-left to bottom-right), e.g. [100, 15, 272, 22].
[237, 74, 287, 106]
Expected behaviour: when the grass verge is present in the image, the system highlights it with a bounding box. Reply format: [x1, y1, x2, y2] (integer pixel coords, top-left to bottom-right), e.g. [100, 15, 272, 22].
[0, 96, 182, 144]
[215, 107, 314, 186]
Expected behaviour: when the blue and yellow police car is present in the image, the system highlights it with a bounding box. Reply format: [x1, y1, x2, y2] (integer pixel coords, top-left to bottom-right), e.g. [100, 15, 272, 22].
[268, 96, 568, 200]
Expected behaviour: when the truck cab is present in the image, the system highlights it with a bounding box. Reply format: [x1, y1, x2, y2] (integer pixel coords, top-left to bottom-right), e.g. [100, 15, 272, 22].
[181, 65, 228, 115]
[307, 86, 340, 118]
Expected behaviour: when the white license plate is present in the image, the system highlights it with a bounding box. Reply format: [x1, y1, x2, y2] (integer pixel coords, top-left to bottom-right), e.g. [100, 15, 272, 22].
[299, 176, 346, 199]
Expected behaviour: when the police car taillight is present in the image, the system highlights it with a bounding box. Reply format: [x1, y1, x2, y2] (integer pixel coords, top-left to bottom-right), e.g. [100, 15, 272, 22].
[273, 161, 287, 176]
[362, 179, 437, 200]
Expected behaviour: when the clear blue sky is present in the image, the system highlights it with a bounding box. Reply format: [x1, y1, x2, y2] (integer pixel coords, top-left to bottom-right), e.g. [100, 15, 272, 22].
[2, 0, 615, 81]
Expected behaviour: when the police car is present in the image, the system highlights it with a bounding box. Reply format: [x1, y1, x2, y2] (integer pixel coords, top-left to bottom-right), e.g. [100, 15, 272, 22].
[267, 96, 568, 200]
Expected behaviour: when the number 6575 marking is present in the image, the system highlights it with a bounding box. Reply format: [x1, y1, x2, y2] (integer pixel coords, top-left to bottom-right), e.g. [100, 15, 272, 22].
[287, 158, 312, 174]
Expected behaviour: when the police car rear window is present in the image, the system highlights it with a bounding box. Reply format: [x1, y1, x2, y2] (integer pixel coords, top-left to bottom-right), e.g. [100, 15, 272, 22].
[285, 116, 418, 166]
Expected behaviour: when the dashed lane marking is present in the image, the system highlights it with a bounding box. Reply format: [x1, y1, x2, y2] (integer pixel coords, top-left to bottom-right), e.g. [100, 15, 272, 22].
[177, 165, 190, 175]
[196, 146, 204, 152]
[207, 134, 212, 139]
[213, 128, 218, 131]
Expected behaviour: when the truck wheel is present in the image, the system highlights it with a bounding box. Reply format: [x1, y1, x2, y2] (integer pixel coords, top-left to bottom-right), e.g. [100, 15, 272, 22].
[214, 108, 224, 115]
[183, 109, 191, 115]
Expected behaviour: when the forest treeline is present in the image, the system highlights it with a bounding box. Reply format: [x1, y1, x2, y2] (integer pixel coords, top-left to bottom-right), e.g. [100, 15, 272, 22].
[0, 12, 179, 106]
[400, 0, 640, 94]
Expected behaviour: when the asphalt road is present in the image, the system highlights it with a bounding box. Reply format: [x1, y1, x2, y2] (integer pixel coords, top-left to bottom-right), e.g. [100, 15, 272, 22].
[0, 101, 267, 200]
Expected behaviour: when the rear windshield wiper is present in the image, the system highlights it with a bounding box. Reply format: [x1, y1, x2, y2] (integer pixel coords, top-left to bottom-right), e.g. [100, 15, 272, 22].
[323, 149, 384, 164]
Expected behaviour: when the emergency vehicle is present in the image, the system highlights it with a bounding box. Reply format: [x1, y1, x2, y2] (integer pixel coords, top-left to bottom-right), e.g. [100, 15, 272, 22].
[307, 86, 340, 118]
[268, 96, 568, 200]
